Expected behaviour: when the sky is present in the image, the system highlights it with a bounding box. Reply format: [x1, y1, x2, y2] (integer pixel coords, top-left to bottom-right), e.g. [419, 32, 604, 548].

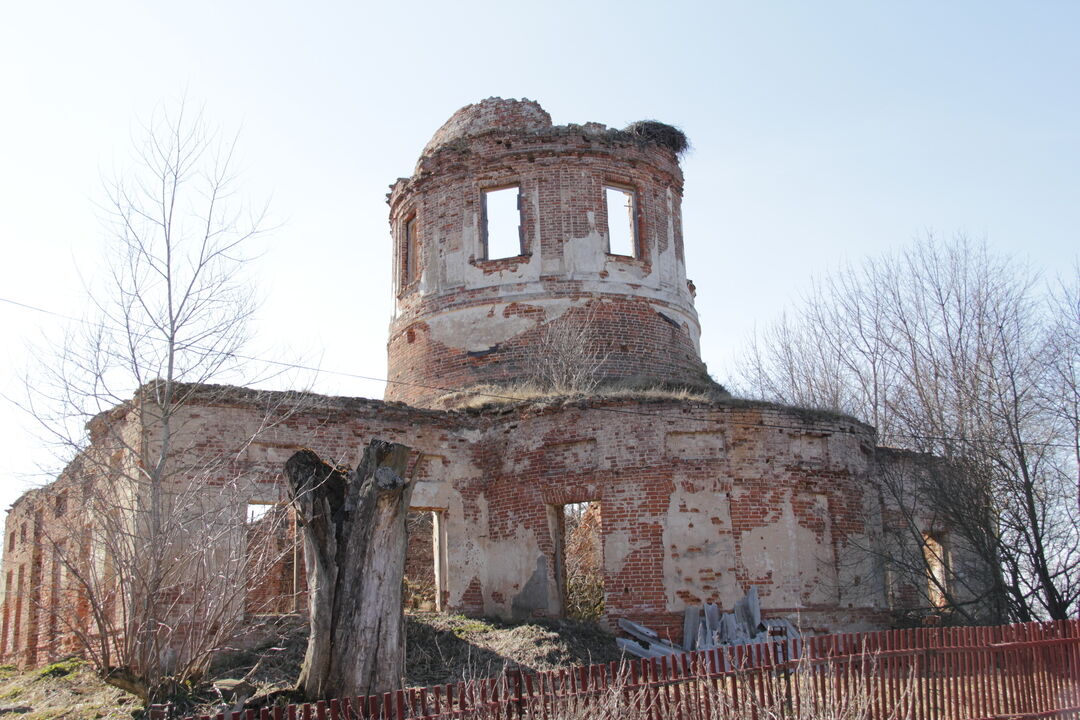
[1, 1, 1077, 515]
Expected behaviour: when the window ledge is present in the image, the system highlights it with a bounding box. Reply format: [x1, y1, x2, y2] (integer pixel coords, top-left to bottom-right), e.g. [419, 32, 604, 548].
[604, 253, 651, 269]
[471, 254, 532, 272]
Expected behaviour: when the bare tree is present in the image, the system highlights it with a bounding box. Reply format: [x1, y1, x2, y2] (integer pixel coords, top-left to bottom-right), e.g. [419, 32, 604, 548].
[736, 235, 1080, 622]
[531, 302, 610, 396]
[16, 101, 299, 702]
[1046, 263, 1080, 514]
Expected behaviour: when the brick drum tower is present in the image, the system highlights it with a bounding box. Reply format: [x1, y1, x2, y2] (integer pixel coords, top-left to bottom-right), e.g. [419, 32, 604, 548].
[385, 98, 711, 407]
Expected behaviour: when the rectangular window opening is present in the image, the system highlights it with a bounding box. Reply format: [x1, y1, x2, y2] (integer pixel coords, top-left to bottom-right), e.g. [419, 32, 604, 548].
[246, 502, 275, 524]
[245, 503, 302, 615]
[403, 215, 418, 286]
[923, 532, 951, 609]
[604, 185, 637, 257]
[48, 545, 61, 649]
[482, 186, 522, 260]
[554, 501, 604, 621]
[12, 565, 23, 653]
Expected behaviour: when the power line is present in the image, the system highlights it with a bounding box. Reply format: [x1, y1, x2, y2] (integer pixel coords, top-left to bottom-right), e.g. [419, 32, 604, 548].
[2, 294, 1076, 449]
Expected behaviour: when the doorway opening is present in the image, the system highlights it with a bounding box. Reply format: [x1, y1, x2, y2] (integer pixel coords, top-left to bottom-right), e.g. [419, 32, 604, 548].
[405, 509, 448, 612]
[554, 501, 604, 621]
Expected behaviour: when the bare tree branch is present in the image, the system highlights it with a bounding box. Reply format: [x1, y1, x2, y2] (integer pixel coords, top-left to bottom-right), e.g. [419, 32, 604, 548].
[736, 234, 1080, 622]
[16, 99, 304, 703]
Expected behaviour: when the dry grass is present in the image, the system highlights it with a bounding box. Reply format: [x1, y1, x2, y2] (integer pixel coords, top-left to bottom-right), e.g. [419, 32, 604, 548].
[0, 660, 140, 720]
[440, 652, 916, 720]
[405, 614, 620, 688]
[438, 381, 719, 411]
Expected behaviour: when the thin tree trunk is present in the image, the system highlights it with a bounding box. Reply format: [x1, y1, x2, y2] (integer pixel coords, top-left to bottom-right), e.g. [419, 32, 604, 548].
[284, 440, 415, 701]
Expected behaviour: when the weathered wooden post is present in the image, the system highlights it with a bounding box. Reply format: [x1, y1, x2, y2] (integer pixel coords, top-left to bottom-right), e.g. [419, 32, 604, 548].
[284, 439, 415, 701]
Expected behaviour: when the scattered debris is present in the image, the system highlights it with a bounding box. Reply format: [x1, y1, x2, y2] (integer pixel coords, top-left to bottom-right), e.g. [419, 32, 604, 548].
[616, 618, 682, 659]
[618, 587, 801, 661]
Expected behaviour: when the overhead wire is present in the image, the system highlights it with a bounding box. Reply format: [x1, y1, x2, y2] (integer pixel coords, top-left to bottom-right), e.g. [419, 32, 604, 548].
[1, 294, 1075, 449]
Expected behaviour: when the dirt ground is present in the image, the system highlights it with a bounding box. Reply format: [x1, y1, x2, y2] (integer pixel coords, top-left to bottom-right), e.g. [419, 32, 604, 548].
[0, 613, 620, 719]
[208, 613, 620, 695]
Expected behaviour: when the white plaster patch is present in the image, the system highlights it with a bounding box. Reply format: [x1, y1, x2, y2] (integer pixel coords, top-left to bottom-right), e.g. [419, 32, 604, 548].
[563, 229, 607, 277]
[662, 483, 739, 610]
[243, 442, 302, 464]
[603, 256, 650, 284]
[605, 529, 648, 573]
[444, 490, 488, 608]
[426, 304, 536, 352]
[737, 491, 837, 608]
[423, 298, 583, 353]
[530, 185, 542, 260]
[480, 525, 546, 618]
[410, 480, 447, 509]
[793, 434, 827, 462]
[666, 430, 725, 460]
[443, 236, 465, 287]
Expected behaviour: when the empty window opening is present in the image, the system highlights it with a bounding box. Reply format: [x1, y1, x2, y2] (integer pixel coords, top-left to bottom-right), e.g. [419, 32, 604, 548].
[247, 502, 274, 524]
[482, 186, 522, 259]
[47, 545, 62, 650]
[923, 532, 951, 608]
[12, 566, 24, 653]
[245, 503, 302, 615]
[54, 492, 67, 518]
[1, 570, 10, 655]
[604, 185, 637, 257]
[554, 501, 604, 621]
[402, 215, 419, 286]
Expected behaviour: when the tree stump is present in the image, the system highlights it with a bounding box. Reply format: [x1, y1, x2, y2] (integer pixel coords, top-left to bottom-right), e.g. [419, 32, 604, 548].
[284, 440, 415, 701]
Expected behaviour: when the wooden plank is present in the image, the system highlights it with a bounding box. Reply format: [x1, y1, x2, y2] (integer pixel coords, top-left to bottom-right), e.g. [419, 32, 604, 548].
[704, 603, 720, 645]
[734, 585, 762, 636]
[696, 620, 709, 651]
[682, 606, 700, 651]
[618, 617, 659, 640]
[618, 618, 680, 651]
[717, 612, 737, 645]
[617, 636, 680, 659]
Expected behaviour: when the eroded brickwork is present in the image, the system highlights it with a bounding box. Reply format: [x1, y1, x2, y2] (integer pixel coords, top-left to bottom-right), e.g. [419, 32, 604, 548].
[386, 98, 708, 407]
[0, 384, 991, 667]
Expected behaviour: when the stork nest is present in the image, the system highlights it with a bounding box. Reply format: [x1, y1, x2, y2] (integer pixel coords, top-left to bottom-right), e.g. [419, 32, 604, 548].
[620, 120, 690, 154]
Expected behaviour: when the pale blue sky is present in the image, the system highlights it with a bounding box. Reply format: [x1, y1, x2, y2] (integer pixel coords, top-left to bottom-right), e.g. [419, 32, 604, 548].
[1, 1, 1077, 512]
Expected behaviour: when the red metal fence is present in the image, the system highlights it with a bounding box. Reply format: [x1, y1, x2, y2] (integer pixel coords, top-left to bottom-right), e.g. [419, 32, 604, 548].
[171, 619, 1080, 720]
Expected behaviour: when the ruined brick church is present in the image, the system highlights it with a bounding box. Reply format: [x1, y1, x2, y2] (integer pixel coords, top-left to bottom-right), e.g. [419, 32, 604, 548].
[1, 98, 983, 667]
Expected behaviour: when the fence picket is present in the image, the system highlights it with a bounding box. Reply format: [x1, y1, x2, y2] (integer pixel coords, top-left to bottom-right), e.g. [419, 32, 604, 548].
[172, 620, 1080, 720]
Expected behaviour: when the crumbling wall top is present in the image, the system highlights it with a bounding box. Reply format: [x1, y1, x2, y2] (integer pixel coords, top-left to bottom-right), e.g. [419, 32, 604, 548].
[422, 97, 553, 156]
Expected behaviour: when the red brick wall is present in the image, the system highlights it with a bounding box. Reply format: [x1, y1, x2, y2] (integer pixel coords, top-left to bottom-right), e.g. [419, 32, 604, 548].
[385, 99, 708, 407]
[0, 388, 978, 667]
